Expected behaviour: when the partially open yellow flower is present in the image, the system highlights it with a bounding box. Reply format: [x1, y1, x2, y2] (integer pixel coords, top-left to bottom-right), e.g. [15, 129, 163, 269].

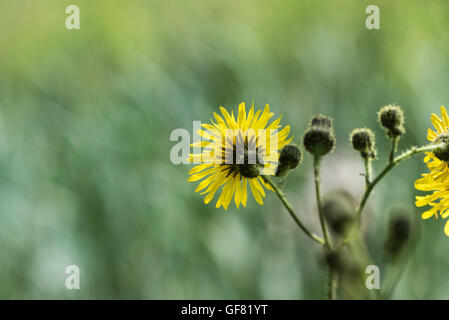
[415, 106, 449, 236]
[187, 102, 293, 210]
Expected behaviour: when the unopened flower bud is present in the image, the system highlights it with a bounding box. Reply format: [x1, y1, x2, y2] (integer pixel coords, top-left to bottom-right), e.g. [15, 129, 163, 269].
[385, 208, 414, 259]
[322, 190, 355, 236]
[303, 115, 335, 157]
[378, 104, 405, 138]
[276, 144, 302, 177]
[350, 128, 376, 159]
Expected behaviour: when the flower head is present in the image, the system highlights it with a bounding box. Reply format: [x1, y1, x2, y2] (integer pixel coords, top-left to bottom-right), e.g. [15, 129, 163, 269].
[415, 106, 449, 236]
[187, 102, 293, 210]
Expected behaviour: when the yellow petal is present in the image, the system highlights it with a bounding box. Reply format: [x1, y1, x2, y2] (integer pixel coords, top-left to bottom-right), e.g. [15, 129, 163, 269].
[223, 178, 238, 210]
[241, 178, 247, 207]
[431, 113, 445, 134]
[214, 112, 228, 130]
[252, 178, 266, 197]
[266, 115, 282, 132]
[249, 110, 261, 128]
[237, 102, 246, 128]
[246, 102, 255, 129]
[216, 180, 232, 208]
[444, 219, 449, 237]
[195, 172, 220, 192]
[188, 167, 219, 182]
[427, 128, 437, 141]
[234, 179, 241, 209]
[189, 163, 212, 175]
[220, 107, 238, 129]
[249, 179, 264, 205]
[203, 175, 228, 204]
[441, 106, 449, 128]
[421, 206, 438, 219]
[258, 176, 274, 191]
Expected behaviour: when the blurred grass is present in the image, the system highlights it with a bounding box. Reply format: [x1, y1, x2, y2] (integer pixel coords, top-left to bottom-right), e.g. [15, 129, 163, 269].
[0, 0, 448, 298]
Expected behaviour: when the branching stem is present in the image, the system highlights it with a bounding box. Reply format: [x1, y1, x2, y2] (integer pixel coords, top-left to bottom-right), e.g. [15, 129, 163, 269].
[262, 175, 324, 245]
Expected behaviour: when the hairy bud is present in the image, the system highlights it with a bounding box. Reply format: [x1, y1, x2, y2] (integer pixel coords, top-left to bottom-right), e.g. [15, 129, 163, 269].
[378, 104, 405, 138]
[303, 115, 336, 157]
[350, 128, 376, 159]
[276, 144, 302, 177]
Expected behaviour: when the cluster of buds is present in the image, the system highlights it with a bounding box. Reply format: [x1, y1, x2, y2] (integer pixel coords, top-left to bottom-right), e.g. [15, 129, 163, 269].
[350, 104, 407, 160]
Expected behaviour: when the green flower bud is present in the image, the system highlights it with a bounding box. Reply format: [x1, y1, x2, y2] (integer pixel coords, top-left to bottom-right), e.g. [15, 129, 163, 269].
[303, 114, 336, 157]
[378, 104, 405, 138]
[384, 208, 414, 259]
[350, 128, 376, 159]
[276, 144, 302, 177]
[432, 133, 449, 162]
[322, 190, 355, 236]
[303, 127, 335, 157]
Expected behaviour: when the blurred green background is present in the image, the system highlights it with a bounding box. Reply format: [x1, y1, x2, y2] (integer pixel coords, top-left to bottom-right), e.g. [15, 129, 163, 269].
[0, 0, 449, 299]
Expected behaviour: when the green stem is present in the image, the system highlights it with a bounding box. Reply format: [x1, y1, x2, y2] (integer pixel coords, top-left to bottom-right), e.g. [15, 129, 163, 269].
[262, 175, 325, 245]
[364, 157, 372, 185]
[313, 156, 332, 249]
[338, 143, 442, 249]
[313, 156, 337, 300]
[389, 137, 398, 163]
[356, 143, 442, 219]
[327, 266, 338, 300]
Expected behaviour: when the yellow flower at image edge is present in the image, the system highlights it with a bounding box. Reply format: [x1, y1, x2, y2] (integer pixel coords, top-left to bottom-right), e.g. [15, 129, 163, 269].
[415, 106, 449, 236]
[187, 102, 293, 210]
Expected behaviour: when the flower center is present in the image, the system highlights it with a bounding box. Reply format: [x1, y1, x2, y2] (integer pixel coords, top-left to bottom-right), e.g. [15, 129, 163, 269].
[221, 134, 266, 178]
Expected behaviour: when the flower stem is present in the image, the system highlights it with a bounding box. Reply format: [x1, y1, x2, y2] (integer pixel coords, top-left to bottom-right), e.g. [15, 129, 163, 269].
[312, 156, 337, 300]
[337, 143, 442, 249]
[327, 266, 338, 300]
[364, 157, 372, 185]
[313, 156, 332, 250]
[389, 137, 398, 163]
[356, 143, 442, 219]
[262, 175, 325, 245]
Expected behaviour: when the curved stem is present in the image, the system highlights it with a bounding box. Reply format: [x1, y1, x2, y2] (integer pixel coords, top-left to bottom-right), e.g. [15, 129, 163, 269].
[313, 156, 332, 249]
[338, 143, 443, 249]
[356, 143, 442, 219]
[262, 175, 325, 245]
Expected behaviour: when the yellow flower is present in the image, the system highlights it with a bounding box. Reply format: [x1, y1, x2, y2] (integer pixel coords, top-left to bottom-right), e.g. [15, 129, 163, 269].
[415, 106, 449, 236]
[187, 102, 293, 210]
